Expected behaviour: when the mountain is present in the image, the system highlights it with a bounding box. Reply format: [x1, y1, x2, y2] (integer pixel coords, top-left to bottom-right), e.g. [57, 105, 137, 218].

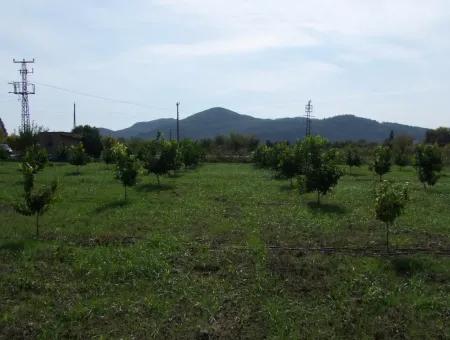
[99, 107, 428, 142]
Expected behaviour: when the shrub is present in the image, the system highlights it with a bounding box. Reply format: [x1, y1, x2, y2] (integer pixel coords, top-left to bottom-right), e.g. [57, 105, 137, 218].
[414, 144, 443, 188]
[375, 181, 408, 251]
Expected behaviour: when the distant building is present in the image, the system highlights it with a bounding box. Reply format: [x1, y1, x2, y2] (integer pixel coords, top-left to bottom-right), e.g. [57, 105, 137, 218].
[38, 132, 81, 156]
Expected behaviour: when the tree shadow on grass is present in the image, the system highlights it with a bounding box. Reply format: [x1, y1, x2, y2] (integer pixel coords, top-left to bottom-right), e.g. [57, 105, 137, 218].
[279, 183, 296, 192]
[135, 182, 174, 192]
[307, 201, 347, 215]
[65, 171, 81, 177]
[0, 240, 25, 252]
[94, 200, 128, 214]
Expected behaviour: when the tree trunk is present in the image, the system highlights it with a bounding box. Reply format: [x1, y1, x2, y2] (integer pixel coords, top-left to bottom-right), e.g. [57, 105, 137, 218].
[386, 222, 390, 253]
[157, 175, 160, 186]
[36, 213, 39, 238]
[317, 191, 321, 205]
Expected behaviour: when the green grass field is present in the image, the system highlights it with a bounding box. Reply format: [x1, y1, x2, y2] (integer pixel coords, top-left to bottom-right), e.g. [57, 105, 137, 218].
[1, 161, 449, 338]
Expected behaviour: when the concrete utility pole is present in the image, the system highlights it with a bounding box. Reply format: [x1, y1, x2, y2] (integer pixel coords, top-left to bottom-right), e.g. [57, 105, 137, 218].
[176, 102, 180, 142]
[73, 102, 76, 130]
[9, 58, 35, 132]
[305, 99, 313, 137]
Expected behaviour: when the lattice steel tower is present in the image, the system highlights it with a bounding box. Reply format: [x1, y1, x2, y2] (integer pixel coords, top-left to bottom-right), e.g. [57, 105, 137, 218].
[304, 99, 313, 137]
[9, 58, 35, 132]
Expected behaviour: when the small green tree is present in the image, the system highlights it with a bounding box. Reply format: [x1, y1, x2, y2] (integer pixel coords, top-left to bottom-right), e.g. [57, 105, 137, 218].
[375, 181, 408, 251]
[345, 148, 362, 175]
[370, 145, 391, 181]
[278, 146, 298, 187]
[414, 144, 443, 189]
[115, 154, 139, 201]
[101, 136, 118, 165]
[179, 139, 203, 168]
[23, 145, 48, 173]
[72, 125, 103, 158]
[69, 143, 89, 174]
[15, 163, 57, 237]
[141, 139, 178, 185]
[392, 135, 413, 169]
[297, 136, 343, 204]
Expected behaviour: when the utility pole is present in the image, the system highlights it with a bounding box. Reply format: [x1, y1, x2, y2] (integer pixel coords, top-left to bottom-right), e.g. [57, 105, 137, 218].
[304, 99, 313, 137]
[176, 102, 180, 142]
[9, 58, 35, 132]
[73, 102, 76, 130]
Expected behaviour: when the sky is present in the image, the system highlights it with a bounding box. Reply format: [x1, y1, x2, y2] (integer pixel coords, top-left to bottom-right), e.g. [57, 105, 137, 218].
[0, 0, 449, 133]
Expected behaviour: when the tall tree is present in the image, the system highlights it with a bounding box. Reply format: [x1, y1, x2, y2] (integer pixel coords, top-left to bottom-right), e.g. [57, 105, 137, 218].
[425, 127, 450, 146]
[69, 143, 89, 174]
[414, 144, 443, 188]
[72, 125, 103, 158]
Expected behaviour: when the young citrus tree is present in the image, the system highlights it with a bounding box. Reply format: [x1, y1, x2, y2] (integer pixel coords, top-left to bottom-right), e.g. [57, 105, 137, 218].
[69, 143, 89, 174]
[115, 153, 139, 201]
[370, 145, 391, 181]
[375, 181, 408, 251]
[23, 145, 48, 173]
[179, 139, 203, 168]
[15, 162, 57, 238]
[414, 144, 443, 189]
[297, 136, 343, 204]
[141, 139, 178, 185]
[345, 148, 362, 175]
[101, 136, 118, 166]
[278, 146, 298, 187]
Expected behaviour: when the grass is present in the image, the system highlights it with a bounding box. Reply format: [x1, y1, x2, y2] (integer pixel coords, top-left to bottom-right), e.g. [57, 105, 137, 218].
[1, 161, 449, 338]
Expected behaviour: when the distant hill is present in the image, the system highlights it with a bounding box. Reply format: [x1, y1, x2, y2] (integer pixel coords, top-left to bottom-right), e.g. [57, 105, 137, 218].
[99, 107, 428, 142]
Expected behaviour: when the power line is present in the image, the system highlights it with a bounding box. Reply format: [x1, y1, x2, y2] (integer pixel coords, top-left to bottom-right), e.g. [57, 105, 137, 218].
[34, 81, 170, 111]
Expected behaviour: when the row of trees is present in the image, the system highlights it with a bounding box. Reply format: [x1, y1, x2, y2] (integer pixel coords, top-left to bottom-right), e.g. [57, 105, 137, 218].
[254, 135, 446, 250]
[254, 136, 343, 204]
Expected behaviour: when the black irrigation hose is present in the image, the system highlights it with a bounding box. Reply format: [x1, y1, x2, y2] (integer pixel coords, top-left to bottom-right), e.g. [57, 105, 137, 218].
[207, 244, 450, 257]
